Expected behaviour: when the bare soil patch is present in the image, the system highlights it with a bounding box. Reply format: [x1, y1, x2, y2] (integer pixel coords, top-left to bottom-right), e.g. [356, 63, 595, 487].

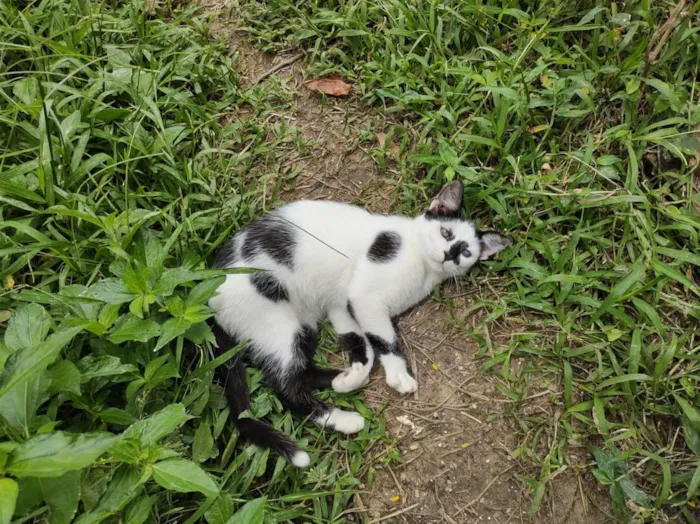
[200, 4, 615, 522]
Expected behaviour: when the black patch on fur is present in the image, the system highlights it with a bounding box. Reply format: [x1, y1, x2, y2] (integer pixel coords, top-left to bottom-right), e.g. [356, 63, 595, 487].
[241, 214, 296, 269]
[294, 325, 318, 363]
[208, 319, 302, 464]
[250, 272, 289, 302]
[214, 238, 237, 268]
[444, 240, 470, 264]
[366, 333, 398, 356]
[340, 332, 368, 365]
[368, 231, 402, 263]
[305, 366, 342, 389]
[346, 300, 357, 323]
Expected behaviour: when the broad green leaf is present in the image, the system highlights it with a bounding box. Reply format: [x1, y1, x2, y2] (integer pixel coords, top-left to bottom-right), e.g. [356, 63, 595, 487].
[205, 494, 233, 524]
[0, 478, 18, 524]
[227, 497, 266, 524]
[77, 356, 137, 382]
[90, 465, 145, 517]
[125, 495, 156, 524]
[97, 408, 137, 426]
[152, 459, 218, 497]
[193, 423, 215, 463]
[13, 76, 38, 105]
[4, 303, 51, 351]
[39, 471, 81, 524]
[618, 477, 649, 507]
[0, 372, 51, 432]
[154, 317, 192, 351]
[0, 326, 83, 398]
[107, 315, 161, 344]
[152, 268, 198, 296]
[186, 276, 225, 306]
[85, 279, 139, 305]
[47, 360, 81, 396]
[120, 403, 191, 447]
[7, 431, 119, 478]
[13, 477, 42, 517]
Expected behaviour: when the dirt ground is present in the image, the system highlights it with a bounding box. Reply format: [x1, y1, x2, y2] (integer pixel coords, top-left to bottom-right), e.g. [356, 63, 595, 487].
[202, 4, 617, 523]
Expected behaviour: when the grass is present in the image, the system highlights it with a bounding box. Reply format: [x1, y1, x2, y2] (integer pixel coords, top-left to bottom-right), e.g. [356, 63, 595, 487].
[239, 0, 700, 521]
[0, 0, 392, 522]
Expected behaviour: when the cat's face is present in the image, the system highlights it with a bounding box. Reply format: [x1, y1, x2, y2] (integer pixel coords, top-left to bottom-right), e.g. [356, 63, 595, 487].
[418, 181, 512, 275]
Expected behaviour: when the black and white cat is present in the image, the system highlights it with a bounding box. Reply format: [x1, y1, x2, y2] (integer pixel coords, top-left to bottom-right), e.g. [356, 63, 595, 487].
[210, 181, 511, 467]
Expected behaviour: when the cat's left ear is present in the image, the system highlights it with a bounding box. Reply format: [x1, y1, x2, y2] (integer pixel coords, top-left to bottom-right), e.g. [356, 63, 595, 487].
[429, 180, 464, 216]
[477, 231, 512, 260]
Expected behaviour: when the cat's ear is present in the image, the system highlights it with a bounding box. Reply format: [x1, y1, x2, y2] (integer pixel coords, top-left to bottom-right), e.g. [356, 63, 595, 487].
[428, 180, 464, 216]
[477, 231, 512, 260]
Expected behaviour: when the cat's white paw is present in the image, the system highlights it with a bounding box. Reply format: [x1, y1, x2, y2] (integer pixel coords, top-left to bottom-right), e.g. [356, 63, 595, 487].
[385, 368, 418, 394]
[332, 363, 370, 393]
[316, 408, 365, 434]
[381, 354, 418, 394]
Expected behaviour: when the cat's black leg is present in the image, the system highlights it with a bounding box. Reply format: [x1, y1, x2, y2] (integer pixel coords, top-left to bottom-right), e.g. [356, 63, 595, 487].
[304, 365, 342, 389]
[270, 370, 365, 434]
[265, 325, 365, 434]
[347, 298, 417, 394]
[328, 304, 374, 393]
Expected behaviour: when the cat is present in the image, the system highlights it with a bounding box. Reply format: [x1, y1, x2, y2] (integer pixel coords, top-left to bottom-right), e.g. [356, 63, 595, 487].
[209, 180, 512, 467]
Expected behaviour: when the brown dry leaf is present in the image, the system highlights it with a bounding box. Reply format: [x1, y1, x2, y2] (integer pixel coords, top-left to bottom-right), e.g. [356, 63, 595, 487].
[375, 132, 400, 155]
[304, 77, 352, 97]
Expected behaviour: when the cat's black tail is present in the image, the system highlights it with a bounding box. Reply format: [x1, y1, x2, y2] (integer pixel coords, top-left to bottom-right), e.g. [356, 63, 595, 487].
[210, 321, 310, 468]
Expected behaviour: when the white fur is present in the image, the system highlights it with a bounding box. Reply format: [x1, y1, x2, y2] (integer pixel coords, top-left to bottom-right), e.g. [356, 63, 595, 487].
[380, 353, 418, 394]
[291, 450, 311, 468]
[332, 362, 371, 393]
[210, 201, 491, 391]
[315, 408, 365, 434]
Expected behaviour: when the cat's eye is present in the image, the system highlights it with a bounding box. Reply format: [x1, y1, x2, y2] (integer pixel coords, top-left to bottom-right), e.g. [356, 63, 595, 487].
[462, 248, 471, 258]
[441, 227, 452, 240]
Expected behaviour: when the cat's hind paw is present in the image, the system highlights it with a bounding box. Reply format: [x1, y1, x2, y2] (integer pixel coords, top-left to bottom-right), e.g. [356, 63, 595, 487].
[386, 369, 417, 394]
[316, 408, 365, 434]
[332, 363, 370, 393]
[383, 355, 418, 394]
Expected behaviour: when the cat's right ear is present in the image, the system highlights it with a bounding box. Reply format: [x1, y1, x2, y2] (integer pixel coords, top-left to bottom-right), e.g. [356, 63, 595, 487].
[428, 180, 464, 217]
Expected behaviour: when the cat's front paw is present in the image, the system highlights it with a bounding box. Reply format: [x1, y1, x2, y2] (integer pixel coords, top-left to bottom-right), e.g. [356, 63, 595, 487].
[332, 363, 370, 393]
[385, 368, 418, 394]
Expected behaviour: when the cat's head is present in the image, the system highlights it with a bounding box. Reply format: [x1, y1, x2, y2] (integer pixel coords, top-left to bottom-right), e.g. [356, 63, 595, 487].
[418, 180, 512, 275]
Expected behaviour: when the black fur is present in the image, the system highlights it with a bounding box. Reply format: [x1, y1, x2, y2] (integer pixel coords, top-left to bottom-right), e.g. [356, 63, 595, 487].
[213, 238, 237, 268]
[366, 333, 398, 355]
[368, 231, 402, 263]
[250, 272, 289, 302]
[293, 325, 317, 362]
[346, 300, 357, 323]
[340, 332, 368, 365]
[255, 326, 337, 420]
[241, 214, 296, 269]
[444, 240, 470, 264]
[210, 321, 302, 463]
